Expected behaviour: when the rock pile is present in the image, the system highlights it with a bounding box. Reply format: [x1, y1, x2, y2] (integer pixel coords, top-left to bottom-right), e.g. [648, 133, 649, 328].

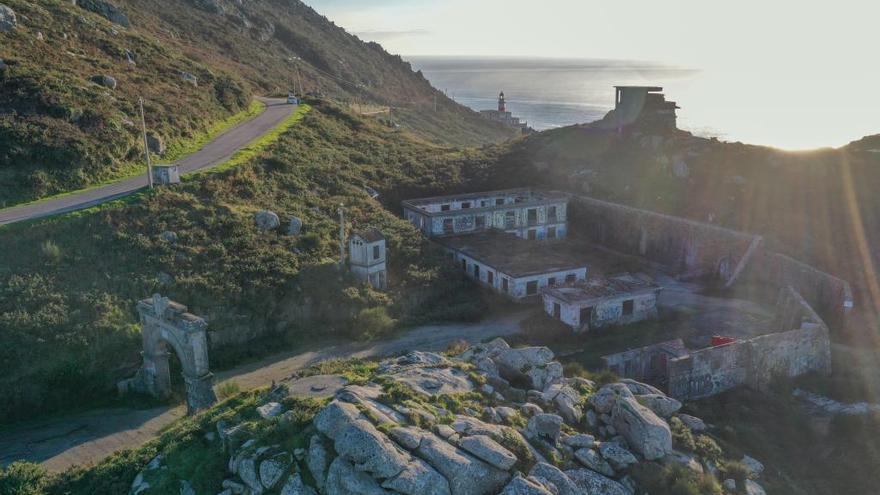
[131, 338, 769, 495]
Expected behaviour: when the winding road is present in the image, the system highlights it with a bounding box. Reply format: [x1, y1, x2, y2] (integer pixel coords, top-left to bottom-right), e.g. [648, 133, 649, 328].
[0, 98, 296, 226]
[0, 310, 534, 472]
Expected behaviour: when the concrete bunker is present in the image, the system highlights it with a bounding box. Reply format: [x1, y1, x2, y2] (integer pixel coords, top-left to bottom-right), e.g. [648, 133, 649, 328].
[118, 294, 217, 414]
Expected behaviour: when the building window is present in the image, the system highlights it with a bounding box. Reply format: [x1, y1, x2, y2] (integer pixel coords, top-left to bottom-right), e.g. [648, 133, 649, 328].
[487, 271, 494, 285]
[502, 277, 509, 292]
[553, 303, 561, 319]
[527, 209, 538, 226]
[475, 216, 485, 229]
[461, 202, 471, 209]
[504, 211, 516, 229]
[473, 264, 480, 279]
[526, 280, 538, 296]
[495, 198, 505, 206]
[443, 218, 454, 233]
[565, 273, 577, 283]
[441, 204, 451, 212]
[548, 206, 558, 222]
[548, 277, 556, 286]
[579, 306, 593, 325]
[547, 226, 557, 239]
[373, 245, 380, 260]
[622, 299, 634, 316]
[461, 259, 467, 271]
[527, 230, 537, 240]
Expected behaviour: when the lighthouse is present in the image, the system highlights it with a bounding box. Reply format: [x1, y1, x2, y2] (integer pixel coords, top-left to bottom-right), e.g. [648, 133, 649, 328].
[498, 91, 506, 113]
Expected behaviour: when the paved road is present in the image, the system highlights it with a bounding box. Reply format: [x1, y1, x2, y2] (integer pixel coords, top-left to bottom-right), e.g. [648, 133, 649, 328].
[0, 98, 296, 226]
[0, 310, 534, 472]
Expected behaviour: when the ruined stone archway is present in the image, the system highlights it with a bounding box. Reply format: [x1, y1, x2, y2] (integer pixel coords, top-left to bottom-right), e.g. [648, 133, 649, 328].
[125, 294, 217, 414]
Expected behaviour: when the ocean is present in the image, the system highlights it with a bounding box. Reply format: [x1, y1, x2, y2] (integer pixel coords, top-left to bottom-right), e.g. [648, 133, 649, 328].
[409, 56, 704, 133]
[408, 56, 878, 149]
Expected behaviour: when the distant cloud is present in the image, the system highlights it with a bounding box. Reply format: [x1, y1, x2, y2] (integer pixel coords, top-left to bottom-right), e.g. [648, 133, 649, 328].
[353, 29, 431, 42]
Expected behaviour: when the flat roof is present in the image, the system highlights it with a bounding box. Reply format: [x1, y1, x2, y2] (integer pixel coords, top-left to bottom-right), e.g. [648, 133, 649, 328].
[402, 188, 569, 213]
[542, 273, 661, 305]
[615, 86, 664, 91]
[434, 231, 588, 278]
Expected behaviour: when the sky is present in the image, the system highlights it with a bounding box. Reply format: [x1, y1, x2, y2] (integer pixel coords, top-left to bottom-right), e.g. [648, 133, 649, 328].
[307, 0, 880, 149]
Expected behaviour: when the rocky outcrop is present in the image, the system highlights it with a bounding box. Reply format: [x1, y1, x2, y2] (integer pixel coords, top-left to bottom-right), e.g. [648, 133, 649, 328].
[198, 339, 768, 495]
[92, 74, 118, 90]
[254, 210, 281, 231]
[77, 0, 130, 27]
[0, 3, 16, 32]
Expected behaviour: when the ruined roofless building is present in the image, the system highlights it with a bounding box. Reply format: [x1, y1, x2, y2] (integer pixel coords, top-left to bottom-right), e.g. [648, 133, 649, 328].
[349, 229, 387, 289]
[610, 86, 679, 132]
[402, 188, 569, 240]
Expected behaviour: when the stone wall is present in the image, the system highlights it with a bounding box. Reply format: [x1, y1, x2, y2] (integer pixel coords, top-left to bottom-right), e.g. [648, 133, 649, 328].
[667, 287, 831, 400]
[571, 195, 853, 325]
[571, 196, 757, 281]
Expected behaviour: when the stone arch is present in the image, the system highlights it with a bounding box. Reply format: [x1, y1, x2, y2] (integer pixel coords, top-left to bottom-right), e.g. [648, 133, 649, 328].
[124, 294, 217, 414]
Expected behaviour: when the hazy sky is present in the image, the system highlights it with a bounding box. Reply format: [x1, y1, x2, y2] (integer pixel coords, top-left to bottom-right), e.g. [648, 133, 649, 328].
[308, 0, 880, 149]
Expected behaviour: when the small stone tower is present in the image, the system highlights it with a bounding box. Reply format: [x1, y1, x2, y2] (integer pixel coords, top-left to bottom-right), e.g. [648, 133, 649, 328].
[498, 91, 506, 113]
[349, 229, 387, 289]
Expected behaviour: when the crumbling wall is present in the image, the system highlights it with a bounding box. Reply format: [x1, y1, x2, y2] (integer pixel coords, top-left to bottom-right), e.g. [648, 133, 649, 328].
[571, 196, 756, 281]
[667, 287, 831, 400]
[572, 195, 853, 325]
[745, 251, 853, 325]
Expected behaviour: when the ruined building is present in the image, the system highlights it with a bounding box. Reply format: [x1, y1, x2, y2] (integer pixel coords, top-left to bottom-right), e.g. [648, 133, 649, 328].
[542, 273, 662, 332]
[402, 188, 569, 240]
[349, 229, 387, 289]
[602, 86, 679, 132]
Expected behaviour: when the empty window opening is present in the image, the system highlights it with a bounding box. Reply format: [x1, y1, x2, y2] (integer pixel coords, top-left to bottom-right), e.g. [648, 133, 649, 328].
[565, 273, 577, 283]
[443, 218, 454, 233]
[475, 216, 486, 229]
[580, 306, 593, 325]
[504, 211, 516, 229]
[547, 226, 557, 239]
[473, 264, 480, 278]
[461, 202, 471, 209]
[526, 280, 538, 296]
[548, 206, 558, 222]
[548, 277, 556, 286]
[527, 230, 537, 240]
[502, 278, 509, 292]
[553, 303, 561, 319]
[372, 245, 380, 260]
[461, 259, 467, 271]
[495, 198, 505, 206]
[487, 271, 494, 285]
[622, 299, 634, 316]
[527, 209, 538, 225]
[441, 204, 451, 211]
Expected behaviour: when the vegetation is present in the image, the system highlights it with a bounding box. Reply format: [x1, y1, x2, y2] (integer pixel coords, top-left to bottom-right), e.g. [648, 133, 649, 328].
[0, 0, 514, 205]
[0, 101, 504, 423]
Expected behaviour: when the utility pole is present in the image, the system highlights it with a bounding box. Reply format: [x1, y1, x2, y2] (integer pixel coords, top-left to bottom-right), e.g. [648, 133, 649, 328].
[433, 94, 438, 112]
[338, 203, 345, 267]
[139, 97, 154, 189]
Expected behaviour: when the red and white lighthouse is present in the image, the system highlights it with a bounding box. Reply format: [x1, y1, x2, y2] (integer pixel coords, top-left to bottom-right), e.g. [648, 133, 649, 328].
[498, 91, 506, 113]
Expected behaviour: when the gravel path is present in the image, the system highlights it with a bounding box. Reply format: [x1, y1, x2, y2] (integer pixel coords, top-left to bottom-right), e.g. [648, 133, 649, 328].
[0, 310, 534, 472]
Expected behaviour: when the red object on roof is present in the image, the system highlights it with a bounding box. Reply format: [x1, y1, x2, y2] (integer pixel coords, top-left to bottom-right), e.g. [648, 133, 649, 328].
[711, 336, 737, 347]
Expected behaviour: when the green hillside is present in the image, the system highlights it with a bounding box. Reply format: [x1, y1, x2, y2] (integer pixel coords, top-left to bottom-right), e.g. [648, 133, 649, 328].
[0, 0, 515, 206]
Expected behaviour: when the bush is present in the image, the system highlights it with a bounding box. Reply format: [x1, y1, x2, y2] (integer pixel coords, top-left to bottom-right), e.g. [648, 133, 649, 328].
[721, 460, 752, 485]
[40, 240, 63, 264]
[0, 462, 48, 495]
[445, 339, 470, 355]
[215, 380, 241, 400]
[354, 306, 396, 340]
[695, 434, 723, 462]
[670, 416, 696, 452]
[632, 463, 722, 495]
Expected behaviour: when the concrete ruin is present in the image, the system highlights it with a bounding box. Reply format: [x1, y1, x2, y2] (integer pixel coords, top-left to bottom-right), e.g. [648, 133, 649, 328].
[118, 294, 217, 414]
[542, 273, 662, 332]
[151, 164, 181, 185]
[602, 86, 679, 132]
[435, 231, 588, 301]
[602, 286, 831, 400]
[349, 229, 387, 289]
[403, 188, 569, 240]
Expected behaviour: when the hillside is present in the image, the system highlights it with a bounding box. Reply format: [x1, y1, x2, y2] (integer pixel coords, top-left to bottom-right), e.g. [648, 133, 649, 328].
[485, 120, 880, 337]
[0, 99, 507, 423]
[0, 0, 515, 206]
[0, 339, 775, 495]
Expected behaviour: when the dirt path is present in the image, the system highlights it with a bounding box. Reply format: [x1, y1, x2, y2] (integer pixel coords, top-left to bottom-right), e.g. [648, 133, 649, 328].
[0, 310, 534, 472]
[0, 98, 295, 226]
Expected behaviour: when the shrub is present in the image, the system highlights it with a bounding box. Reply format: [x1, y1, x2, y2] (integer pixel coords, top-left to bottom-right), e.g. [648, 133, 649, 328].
[670, 416, 696, 452]
[40, 240, 63, 264]
[215, 380, 241, 400]
[0, 462, 48, 495]
[721, 460, 752, 485]
[694, 434, 723, 462]
[354, 306, 396, 340]
[445, 339, 470, 355]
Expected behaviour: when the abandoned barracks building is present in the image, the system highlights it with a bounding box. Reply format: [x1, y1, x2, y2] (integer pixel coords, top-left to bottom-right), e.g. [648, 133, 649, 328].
[435, 230, 588, 301]
[349, 229, 388, 289]
[402, 188, 569, 241]
[542, 273, 662, 332]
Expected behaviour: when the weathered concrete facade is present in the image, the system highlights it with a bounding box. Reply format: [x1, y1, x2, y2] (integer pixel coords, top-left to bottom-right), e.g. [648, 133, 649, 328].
[542, 274, 662, 332]
[118, 294, 217, 414]
[666, 287, 831, 400]
[601, 339, 689, 383]
[436, 231, 587, 302]
[403, 188, 569, 240]
[349, 229, 387, 289]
